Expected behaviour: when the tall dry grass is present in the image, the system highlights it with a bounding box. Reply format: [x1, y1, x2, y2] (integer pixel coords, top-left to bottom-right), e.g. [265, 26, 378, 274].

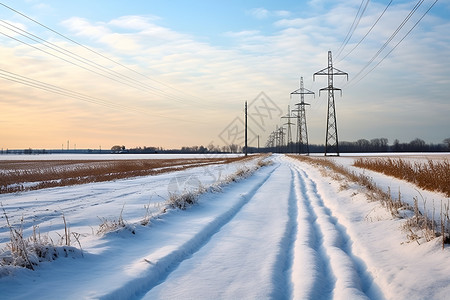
[1, 205, 82, 270]
[354, 158, 450, 197]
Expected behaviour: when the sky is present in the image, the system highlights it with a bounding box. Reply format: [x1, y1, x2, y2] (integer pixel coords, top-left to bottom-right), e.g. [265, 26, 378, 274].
[0, 0, 449, 150]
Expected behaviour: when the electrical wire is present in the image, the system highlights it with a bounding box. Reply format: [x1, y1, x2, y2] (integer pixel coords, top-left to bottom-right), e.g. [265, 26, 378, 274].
[0, 22, 199, 106]
[348, 0, 425, 85]
[338, 0, 393, 63]
[0, 2, 211, 107]
[0, 19, 189, 102]
[350, 0, 439, 86]
[0, 68, 206, 124]
[336, 0, 370, 59]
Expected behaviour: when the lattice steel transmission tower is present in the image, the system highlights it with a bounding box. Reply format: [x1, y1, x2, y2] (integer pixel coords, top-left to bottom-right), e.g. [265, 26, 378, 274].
[281, 105, 295, 153]
[290, 77, 314, 155]
[313, 51, 348, 156]
[275, 125, 285, 153]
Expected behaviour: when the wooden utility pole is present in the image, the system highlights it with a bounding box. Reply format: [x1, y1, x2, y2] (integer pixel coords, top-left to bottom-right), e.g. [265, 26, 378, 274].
[245, 101, 248, 157]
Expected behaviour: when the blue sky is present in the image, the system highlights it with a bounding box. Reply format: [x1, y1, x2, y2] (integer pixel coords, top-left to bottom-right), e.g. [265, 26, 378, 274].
[0, 0, 449, 149]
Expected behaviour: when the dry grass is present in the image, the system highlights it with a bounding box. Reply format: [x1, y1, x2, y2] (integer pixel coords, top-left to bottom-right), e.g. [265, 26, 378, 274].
[289, 155, 403, 213]
[1, 154, 270, 271]
[165, 155, 271, 211]
[353, 157, 450, 197]
[0, 156, 252, 194]
[1, 205, 82, 271]
[288, 155, 450, 246]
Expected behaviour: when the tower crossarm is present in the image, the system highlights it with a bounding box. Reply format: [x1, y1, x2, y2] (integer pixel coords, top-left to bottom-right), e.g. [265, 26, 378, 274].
[290, 88, 315, 96]
[319, 87, 342, 97]
[295, 102, 310, 106]
[313, 67, 348, 80]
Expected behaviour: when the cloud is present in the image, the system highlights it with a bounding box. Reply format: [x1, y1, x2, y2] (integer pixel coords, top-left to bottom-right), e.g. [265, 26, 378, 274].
[247, 7, 291, 20]
[224, 30, 261, 38]
[274, 10, 291, 18]
[1, 1, 448, 149]
[248, 8, 269, 19]
[108, 15, 161, 31]
[61, 17, 110, 39]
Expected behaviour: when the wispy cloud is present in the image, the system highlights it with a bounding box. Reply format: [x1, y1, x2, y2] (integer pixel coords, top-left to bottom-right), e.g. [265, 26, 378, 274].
[248, 8, 269, 19]
[247, 7, 291, 19]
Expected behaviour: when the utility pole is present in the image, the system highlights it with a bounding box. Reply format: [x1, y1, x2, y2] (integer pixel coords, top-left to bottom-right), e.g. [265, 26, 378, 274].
[313, 51, 348, 156]
[290, 76, 314, 155]
[245, 101, 248, 157]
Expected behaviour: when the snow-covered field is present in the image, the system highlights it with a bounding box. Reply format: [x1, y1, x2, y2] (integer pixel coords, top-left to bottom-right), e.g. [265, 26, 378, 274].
[0, 153, 449, 299]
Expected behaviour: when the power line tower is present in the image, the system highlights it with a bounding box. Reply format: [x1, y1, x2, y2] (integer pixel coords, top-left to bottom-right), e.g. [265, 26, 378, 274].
[313, 51, 348, 156]
[290, 77, 314, 155]
[275, 125, 285, 153]
[281, 105, 295, 153]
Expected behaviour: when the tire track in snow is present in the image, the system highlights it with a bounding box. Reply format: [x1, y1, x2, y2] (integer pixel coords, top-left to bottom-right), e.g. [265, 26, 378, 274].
[98, 162, 281, 300]
[293, 163, 374, 299]
[269, 166, 297, 299]
[290, 164, 335, 299]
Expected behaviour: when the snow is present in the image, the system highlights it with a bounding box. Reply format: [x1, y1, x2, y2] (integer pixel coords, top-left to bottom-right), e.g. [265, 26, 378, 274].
[0, 153, 449, 299]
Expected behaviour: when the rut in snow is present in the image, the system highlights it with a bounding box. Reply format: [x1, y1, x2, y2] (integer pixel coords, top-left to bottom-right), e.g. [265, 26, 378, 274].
[99, 163, 281, 300]
[291, 161, 382, 299]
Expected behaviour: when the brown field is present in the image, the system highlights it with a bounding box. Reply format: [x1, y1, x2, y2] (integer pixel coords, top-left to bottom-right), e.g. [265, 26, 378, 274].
[0, 155, 256, 194]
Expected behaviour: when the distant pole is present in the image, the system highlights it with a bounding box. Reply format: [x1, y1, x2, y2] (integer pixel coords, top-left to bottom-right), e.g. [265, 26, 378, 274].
[257, 135, 260, 151]
[245, 101, 248, 157]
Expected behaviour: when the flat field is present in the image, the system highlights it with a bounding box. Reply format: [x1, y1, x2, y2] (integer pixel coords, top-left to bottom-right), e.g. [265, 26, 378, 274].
[0, 154, 249, 193]
[0, 153, 449, 299]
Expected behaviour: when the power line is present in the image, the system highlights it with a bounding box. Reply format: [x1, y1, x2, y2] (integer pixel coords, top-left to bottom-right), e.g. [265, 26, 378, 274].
[0, 2, 210, 107]
[0, 29, 167, 97]
[0, 19, 185, 101]
[338, 0, 393, 63]
[348, 0, 425, 85]
[336, 0, 370, 59]
[351, 0, 439, 86]
[0, 68, 205, 124]
[0, 22, 197, 106]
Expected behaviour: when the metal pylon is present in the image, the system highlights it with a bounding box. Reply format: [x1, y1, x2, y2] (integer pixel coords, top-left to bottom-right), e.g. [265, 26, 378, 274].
[281, 105, 295, 153]
[290, 77, 314, 155]
[313, 51, 348, 156]
[275, 125, 286, 153]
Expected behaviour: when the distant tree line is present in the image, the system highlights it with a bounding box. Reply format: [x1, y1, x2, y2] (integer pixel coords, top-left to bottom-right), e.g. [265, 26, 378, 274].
[123, 143, 243, 154]
[261, 137, 450, 154]
[3, 137, 448, 156]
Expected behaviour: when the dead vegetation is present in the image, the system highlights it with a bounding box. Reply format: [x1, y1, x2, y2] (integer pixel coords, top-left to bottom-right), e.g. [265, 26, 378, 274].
[1, 205, 83, 272]
[0, 154, 272, 271]
[288, 155, 450, 247]
[353, 157, 450, 197]
[165, 155, 271, 211]
[0, 156, 251, 194]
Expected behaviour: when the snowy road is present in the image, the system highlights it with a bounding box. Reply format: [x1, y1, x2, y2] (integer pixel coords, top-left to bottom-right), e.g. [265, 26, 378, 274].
[141, 156, 381, 299]
[2, 154, 450, 299]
